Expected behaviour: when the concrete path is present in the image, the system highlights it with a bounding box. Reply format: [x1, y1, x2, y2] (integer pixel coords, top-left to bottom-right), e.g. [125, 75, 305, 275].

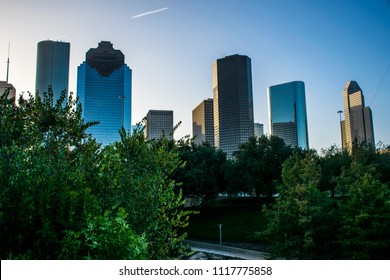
[185, 240, 268, 260]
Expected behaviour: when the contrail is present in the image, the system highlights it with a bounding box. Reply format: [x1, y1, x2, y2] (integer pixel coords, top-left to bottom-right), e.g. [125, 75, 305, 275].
[131, 7, 169, 19]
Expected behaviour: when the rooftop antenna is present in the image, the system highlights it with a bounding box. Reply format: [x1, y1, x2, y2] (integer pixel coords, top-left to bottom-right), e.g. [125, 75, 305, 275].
[6, 43, 10, 83]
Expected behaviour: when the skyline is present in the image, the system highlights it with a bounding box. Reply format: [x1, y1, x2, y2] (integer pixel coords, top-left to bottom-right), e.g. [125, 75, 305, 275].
[1, 0, 389, 151]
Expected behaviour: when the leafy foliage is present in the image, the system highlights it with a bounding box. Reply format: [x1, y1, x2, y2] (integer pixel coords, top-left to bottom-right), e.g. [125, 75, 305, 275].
[96, 128, 191, 259]
[261, 148, 390, 259]
[176, 141, 228, 202]
[0, 89, 190, 259]
[60, 208, 148, 260]
[233, 135, 294, 197]
[260, 151, 338, 259]
[334, 162, 390, 259]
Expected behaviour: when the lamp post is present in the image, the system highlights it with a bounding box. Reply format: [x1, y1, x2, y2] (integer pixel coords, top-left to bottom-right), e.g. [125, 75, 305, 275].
[337, 110, 343, 122]
[337, 110, 343, 147]
[218, 224, 223, 245]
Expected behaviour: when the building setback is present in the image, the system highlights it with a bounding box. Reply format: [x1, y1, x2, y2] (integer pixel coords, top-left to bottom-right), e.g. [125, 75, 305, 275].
[192, 98, 214, 146]
[145, 110, 174, 140]
[341, 81, 374, 150]
[212, 54, 254, 158]
[35, 40, 70, 104]
[77, 41, 132, 146]
[267, 81, 309, 149]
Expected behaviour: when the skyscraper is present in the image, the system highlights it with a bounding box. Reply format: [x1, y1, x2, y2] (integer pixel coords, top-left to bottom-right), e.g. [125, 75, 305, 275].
[35, 40, 70, 103]
[212, 54, 254, 158]
[145, 110, 174, 140]
[192, 98, 214, 146]
[341, 81, 374, 150]
[77, 41, 132, 146]
[267, 81, 309, 149]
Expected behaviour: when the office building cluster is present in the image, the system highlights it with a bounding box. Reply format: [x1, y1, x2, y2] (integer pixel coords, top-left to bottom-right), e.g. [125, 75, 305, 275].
[2, 40, 375, 154]
[192, 55, 309, 158]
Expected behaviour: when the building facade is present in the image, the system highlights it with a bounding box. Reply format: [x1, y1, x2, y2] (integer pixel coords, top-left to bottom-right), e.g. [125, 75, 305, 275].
[192, 98, 214, 146]
[0, 81, 16, 102]
[212, 54, 254, 158]
[341, 81, 374, 150]
[145, 110, 174, 140]
[254, 123, 264, 138]
[267, 81, 309, 149]
[35, 40, 70, 104]
[77, 41, 132, 146]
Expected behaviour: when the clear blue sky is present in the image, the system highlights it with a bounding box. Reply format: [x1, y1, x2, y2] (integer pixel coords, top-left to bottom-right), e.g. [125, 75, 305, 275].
[1, 0, 389, 151]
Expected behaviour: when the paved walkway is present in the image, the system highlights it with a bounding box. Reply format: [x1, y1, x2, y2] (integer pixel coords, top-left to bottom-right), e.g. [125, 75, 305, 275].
[185, 240, 268, 260]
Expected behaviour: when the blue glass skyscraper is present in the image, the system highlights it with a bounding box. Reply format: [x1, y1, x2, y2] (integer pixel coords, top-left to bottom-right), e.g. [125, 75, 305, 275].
[267, 81, 309, 149]
[77, 41, 132, 146]
[35, 40, 70, 103]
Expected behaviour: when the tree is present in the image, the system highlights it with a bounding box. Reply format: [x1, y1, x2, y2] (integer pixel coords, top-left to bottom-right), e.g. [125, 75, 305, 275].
[60, 208, 148, 260]
[260, 150, 338, 259]
[376, 143, 390, 187]
[233, 135, 293, 198]
[261, 149, 390, 259]
[96, 127, 191, 259]
[0, 89, 101, 259]
[1, 89, 190, 259]
[334, 162, 390, 259]
[176, 141, 227, 202]
[319, 145, 351, 196]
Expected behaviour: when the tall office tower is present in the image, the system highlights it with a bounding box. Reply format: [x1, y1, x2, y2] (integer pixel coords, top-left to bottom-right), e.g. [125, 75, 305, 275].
[145, 110, 174, 140]
[267, 81, 309, 149]
[192, 98, 214, 146]
[341, 81, 374, 150]
[77, 41, 132, 146]
[0, 81, 16, 101]
[35, 40, 70, 103]
[212, 54, 254, 158]
[254, 123, 264, 138]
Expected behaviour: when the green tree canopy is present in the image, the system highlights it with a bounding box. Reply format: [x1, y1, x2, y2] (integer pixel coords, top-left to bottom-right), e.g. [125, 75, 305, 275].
[260, 150, 339, 259]
[233, 135, 294, 198]
[0, 89, 190, 259]
[334, 162, 390, 259]
[176, 141, 227, 202]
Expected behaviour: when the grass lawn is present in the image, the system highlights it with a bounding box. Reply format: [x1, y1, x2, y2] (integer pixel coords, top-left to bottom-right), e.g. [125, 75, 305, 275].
[185, 197, 269, 244]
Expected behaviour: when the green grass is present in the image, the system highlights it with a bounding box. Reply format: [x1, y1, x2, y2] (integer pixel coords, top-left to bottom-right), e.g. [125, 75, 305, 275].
[185, 197, 269, 243]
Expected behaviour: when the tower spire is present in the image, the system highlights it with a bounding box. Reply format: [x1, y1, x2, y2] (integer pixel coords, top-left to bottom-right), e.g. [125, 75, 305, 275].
[6, 43, 10, 83]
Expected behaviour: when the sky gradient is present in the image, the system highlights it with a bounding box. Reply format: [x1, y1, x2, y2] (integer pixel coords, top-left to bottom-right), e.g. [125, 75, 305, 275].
[1, 0, 389, 151]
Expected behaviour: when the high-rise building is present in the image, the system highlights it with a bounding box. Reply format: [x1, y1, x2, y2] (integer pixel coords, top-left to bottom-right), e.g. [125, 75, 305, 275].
[267, 81, 309, 149]
[145, 110, 174, 140]
[192, 98, 214, 146]
[254, 123, 264, 138]
[35, 40, 70, 103]
[212, 54, 254, 158]
[77, 41, 132, 146]
[341, 81, 374, 150]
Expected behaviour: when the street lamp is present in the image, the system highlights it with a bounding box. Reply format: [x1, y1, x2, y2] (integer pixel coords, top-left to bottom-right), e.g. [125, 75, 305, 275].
[218, 224, 223, 245]
[337, 110, 343, 147]
[337, 110, 343, 122]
